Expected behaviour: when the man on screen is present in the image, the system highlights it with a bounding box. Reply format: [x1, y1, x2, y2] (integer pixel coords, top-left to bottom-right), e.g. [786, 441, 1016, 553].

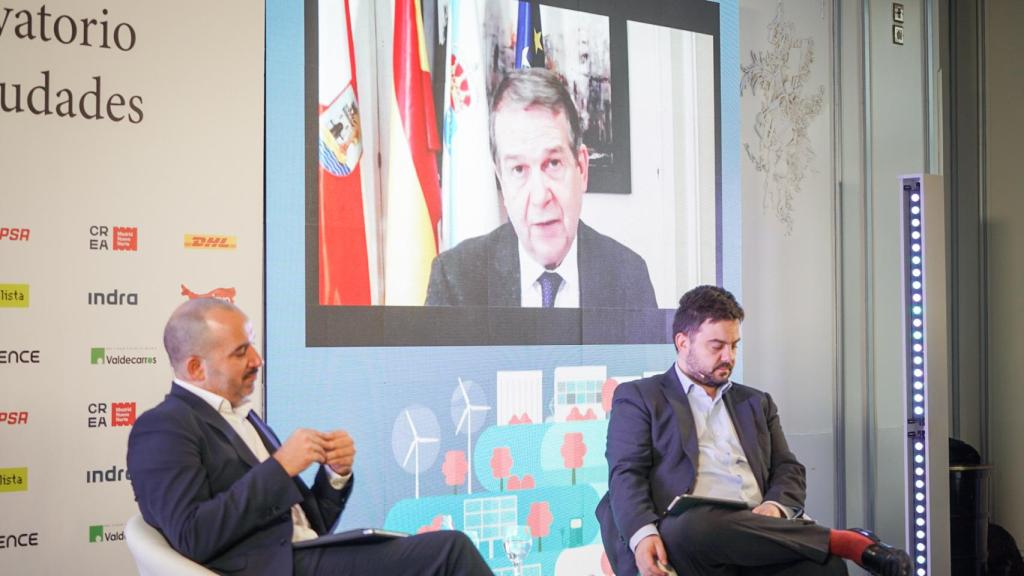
[597, 285, 912, 576]
[425, 68, 657, 309]
[127, 298, 491, 575]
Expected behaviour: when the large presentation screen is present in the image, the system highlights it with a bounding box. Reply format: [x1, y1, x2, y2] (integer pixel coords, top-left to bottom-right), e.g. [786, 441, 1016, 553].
[306, 0, 721, 347]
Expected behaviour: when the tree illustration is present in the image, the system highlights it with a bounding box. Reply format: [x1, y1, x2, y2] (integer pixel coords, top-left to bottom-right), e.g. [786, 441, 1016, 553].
[490, 446, 513, 492]
[561, 432, 587, 485]
[601, 378, 619, 417]
[441, 450, 468, 494]
[527, 501, 553, 552]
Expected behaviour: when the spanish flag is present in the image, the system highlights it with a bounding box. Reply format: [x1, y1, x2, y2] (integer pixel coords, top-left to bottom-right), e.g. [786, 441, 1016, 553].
[318, 0, 371, 305]
[385, 0, 442, 305]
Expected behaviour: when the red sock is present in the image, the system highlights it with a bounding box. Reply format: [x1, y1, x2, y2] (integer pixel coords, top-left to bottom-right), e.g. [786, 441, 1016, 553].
[828, 529, 874, 562]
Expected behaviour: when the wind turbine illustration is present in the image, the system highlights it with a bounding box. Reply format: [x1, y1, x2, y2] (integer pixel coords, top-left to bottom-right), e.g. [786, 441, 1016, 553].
[452, 377, 491, 494]
[392, 405, 440, 499]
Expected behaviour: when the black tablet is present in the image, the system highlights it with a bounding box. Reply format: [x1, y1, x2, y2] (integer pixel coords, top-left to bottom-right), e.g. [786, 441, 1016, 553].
[664, 494, 750, 516]
[292, 528, 409, 549]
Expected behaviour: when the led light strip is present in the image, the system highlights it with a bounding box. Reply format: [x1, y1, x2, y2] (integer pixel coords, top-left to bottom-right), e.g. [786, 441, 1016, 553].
[902, 177, 928, 576]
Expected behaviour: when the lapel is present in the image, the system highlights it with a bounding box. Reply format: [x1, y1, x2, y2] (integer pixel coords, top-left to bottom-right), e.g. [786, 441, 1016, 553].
[723, 385, 767, 493]
[577, 222, 596, 308]
[170, 383, 260, 469]
[659, 367, 700, 468]
[488, 223, 521, 307]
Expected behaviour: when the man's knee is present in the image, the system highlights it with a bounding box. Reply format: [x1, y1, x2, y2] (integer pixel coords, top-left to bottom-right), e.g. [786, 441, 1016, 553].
[661, 506, 733, 554]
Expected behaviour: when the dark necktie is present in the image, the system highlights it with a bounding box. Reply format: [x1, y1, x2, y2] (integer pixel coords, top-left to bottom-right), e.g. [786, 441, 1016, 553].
[246, 411, 281, 451]
[538, 271, 563, 308]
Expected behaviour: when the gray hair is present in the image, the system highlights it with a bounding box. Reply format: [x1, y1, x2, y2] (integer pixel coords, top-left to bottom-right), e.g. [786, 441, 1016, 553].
[489, 68, 582, 165]
[163, 298, 243, 372]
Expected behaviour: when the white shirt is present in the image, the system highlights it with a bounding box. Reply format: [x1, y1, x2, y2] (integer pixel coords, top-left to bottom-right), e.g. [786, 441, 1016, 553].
[627, 366, 792, 552]
[173, 379, 350, 542]
[517, 235, 579, 307]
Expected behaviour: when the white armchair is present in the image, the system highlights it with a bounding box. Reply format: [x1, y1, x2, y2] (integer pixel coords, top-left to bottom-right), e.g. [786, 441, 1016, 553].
[125, 513, 215, 576]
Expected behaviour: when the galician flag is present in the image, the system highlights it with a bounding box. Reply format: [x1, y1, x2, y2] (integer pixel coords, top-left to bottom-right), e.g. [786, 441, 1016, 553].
[441, 0, 500, 249]
[317, 0, 372, 305]
[385, 0, 443, 305]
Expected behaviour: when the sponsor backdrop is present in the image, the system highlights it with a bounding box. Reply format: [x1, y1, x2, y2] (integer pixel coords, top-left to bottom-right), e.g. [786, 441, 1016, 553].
[0, 0, 263, 573]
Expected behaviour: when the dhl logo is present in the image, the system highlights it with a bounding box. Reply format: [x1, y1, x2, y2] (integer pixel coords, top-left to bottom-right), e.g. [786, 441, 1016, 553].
[181, 285, 236, 303]
[184, 235, 237, 249]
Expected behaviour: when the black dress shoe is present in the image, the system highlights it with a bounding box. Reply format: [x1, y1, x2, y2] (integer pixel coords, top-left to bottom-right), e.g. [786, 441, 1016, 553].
[850, 528, 912, 576]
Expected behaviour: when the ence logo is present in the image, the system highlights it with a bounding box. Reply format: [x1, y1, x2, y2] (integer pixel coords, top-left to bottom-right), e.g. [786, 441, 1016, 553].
[184, 234, 236, 249]
[90, 347, 157, 366]
[88, 524, 124, 544]
[181, 284, 236, 303]
[0, 467, 28, 493]
[89, 225, 138, 251]
[87, 401, 136, 427]
[0, 228, 29, 242]
[0, 284, 29, 308]
[0, 532, 38, 549]
[0, 350, 39, 364]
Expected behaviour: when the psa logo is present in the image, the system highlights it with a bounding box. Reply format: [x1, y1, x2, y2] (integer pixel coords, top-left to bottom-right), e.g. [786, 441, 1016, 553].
[88, 524, 124, 544]
[0, 228, 29, 242]
[0, 467, 28, 493]
[185, 234, 236, 249]
[0, 284, 29, 308]
[90, 347, 156, 366]
[181, 284, 236, 303]
[87, 402, 136, 427]
[0, 411, 28, 426]
[89, 225, 138, 251]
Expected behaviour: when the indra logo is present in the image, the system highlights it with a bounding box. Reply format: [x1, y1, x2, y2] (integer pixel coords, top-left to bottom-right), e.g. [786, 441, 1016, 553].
[184, 234, 236, 249]
[90, 347, 156, 366]
[87, 289, 138, 306]
[0, 411, 28, 426]
[0, 532, 38, 549]
[181, 284, 236, 303]
[0, 228, 29, 242]
[0, 467, 28, 493]
[0, 350, 39, 364]
[87, 401, 136, 427]
[88, 524, 124, 544]
[85, 465, 131, 484]
[0, 284, 29, 308]
[89, 225, 137, 251]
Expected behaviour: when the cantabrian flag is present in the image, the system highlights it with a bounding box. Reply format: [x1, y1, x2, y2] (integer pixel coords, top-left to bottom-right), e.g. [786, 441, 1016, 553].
[385, 0, 443, 305]
[318, 0, 371, 305]
[441, 0, 500, 249]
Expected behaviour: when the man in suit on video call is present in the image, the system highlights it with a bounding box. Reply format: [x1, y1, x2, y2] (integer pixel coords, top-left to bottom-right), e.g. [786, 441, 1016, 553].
[425, 67, 657, 310]
[127, 298, 492, 575]
[596, 285, 912, 576]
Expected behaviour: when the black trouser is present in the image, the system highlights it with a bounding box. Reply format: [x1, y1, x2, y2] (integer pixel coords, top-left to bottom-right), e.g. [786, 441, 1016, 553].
[659, 505, 849, 576]
[294, 531, 493, 576]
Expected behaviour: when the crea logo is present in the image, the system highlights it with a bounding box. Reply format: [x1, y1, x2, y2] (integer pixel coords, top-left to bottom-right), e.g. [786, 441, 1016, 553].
[0, 228, 29, 242]
[0, 350, 39, 364]
[184, 234, 236, 249]
[85, 465, 130, 484]
[87, 289, 138, 306]
[88, 524, 124, 544]
[0, 411, 28, 426]
[89, 225, 137, 251]
[181, 284, 236, 303]
[0, 467, 28, 493]
[90, 347, 157, 366]
[87, 402, 136, 428]
[0, 284, 29, 308]
[0, 532, 38, 549]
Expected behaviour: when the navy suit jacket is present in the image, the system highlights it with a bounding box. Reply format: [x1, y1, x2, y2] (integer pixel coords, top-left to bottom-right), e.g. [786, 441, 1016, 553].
[127, 384, 352, 575]
[425, 221, 657, 309]
[595, 368, 806, 576]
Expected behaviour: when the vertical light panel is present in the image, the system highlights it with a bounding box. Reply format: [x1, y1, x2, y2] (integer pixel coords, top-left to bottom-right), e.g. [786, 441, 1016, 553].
[899, 174, 951, 576]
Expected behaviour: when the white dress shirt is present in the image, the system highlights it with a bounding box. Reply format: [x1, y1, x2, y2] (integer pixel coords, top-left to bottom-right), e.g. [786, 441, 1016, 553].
[173, 379, 350, 542]
[517, 236, 580, 307]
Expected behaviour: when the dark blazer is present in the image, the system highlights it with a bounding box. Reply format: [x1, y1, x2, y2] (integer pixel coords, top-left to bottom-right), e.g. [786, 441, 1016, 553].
[425, 221, 657, 309]
[595, 368, 806, 576]
[127, 384, 353, 575]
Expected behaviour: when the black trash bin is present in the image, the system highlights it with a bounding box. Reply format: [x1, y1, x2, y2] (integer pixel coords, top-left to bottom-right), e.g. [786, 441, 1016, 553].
[950, 463, 992, 576]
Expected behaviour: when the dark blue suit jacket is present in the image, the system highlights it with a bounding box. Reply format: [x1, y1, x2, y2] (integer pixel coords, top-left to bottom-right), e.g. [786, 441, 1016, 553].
[425, 221, 657, 309]
[127, 384, 352, 575]
[596, 368, 806, 576]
